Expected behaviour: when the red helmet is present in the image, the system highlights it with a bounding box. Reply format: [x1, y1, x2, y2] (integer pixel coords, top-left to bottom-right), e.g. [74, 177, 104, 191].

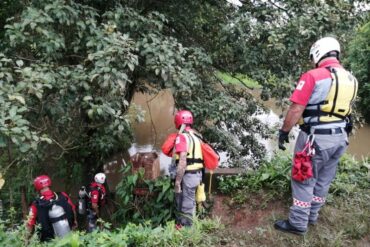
[33, 175, 52, 191]
[174, 110, 193, 129]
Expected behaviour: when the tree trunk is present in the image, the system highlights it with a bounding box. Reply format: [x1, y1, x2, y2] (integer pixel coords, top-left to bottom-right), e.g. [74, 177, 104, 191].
[20, 186, 28, 219]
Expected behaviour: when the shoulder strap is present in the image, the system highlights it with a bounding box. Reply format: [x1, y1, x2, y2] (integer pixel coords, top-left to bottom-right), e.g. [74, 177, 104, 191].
[327, 67, 339, 116]
[192, 133, 220, 158]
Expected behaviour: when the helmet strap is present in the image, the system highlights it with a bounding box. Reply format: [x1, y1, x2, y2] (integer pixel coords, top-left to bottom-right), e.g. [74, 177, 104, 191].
[316, 51, 339, 67]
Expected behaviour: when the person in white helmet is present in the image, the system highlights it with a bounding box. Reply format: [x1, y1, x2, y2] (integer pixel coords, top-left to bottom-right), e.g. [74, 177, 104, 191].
[275, 37, 358, 235]
[86, 172, 107, 232]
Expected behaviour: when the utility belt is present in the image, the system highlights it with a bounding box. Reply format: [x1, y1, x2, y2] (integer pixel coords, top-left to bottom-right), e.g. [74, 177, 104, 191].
[300, 125, 344, 135]
[185, 169, 203, 174]
[176, 158, 203, 164]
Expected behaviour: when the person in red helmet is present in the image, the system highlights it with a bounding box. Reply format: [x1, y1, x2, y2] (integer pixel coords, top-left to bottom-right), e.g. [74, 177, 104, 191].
[27, 175, 77, 242]
[172, 110, 204, 228]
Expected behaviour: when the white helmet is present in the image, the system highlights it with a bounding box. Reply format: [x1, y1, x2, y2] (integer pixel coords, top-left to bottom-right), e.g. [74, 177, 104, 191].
[309, 37, 340, 64]
[94, 173, 106, 184]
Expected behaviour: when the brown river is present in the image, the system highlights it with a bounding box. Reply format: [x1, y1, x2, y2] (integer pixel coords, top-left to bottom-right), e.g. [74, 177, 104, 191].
[103, 90, 370, 190]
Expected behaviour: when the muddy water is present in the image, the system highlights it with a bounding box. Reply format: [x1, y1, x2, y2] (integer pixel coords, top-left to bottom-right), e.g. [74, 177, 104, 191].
[250, 89, 370, 159]
[129, 89, 370, 160]
[104, 90, 177, 190]
[105, 89, 370, 191]
[348, 125, 370, 159]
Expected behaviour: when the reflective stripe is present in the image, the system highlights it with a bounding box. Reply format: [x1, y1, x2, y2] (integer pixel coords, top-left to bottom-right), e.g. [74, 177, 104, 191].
[312, 195, 326, 203]
[293, 198, 311, 208]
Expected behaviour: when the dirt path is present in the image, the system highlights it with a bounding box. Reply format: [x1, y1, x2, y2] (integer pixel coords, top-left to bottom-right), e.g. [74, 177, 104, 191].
[210, 194, 287, 232]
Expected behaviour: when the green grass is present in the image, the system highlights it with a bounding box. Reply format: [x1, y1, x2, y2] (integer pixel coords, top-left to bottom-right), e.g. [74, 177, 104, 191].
[212, 189, 370, 247]
[215, 71, 261, 89]
[213, 153, 370, 246]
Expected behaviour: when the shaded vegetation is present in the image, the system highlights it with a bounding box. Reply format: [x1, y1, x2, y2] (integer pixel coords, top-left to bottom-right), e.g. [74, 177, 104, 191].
[218, 153, 370, 204]
[347, 17, 370, 123]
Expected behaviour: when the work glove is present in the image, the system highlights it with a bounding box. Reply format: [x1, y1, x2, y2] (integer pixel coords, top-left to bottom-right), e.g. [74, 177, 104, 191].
[278, 129, 289, 150]
[345, 115, 353, 135]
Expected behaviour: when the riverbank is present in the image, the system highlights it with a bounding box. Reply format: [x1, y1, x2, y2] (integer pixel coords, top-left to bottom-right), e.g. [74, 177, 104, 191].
[209, 188, 369, 247]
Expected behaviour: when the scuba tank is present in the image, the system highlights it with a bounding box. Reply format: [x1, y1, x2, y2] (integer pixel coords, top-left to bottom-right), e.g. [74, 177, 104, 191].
[48, 204, 71, 238]
[78, 186, 87, 215]
[87, 211, 97, 233]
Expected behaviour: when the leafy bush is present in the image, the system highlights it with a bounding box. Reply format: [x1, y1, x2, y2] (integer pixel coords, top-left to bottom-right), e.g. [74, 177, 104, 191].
[218, 152, 370, 205]
[218, 152, 292, 195]
[0, 218, 222, 247]
[330, 154, 370, 196]
[114, 165, 176, 226]
[347, 19, 370, 122]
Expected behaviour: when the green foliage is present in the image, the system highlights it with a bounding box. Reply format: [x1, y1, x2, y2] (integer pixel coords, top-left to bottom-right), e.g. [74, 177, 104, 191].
[144, 0, 364, 100]
[0, 0, 214, 202]
[218, 152, 292, 197]
[222, 1, 363, 100]
[346, 19, 370, 122]
[215, 71, 261, 89]
[218, 152, 370, 205]
[178, 83, 271, 166]
[114, 165, 176, 226]
[0, 218, 222, 247]
[330, 154, 370, 197]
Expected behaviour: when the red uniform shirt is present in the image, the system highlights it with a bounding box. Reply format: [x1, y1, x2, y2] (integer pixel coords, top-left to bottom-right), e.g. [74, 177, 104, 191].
[27, 190, 76, 228]
[290, 58, 343, 106]
[89, 182, 106, 205]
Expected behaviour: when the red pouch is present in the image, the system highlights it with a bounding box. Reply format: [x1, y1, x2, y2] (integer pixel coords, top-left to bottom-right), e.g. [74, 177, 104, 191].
[292, 136, 315, 182]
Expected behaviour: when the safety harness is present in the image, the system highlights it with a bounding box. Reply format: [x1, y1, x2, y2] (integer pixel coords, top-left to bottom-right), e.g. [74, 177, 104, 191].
[302, 67, 358, 125]
[176, 131, 204, 171]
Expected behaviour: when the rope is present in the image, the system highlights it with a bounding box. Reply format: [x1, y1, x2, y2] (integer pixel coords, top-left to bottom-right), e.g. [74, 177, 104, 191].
[208, 170, 213, 197]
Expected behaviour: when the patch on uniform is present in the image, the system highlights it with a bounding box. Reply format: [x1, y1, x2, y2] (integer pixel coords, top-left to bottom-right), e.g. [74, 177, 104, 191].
[93, 195, 98, 199]
[296, 80, 305, 90]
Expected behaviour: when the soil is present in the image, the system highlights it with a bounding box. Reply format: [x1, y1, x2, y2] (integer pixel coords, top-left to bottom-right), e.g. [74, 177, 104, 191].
[210, 194, 288, 232]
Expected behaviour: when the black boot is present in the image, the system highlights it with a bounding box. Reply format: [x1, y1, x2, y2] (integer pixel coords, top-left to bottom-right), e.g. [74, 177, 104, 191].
[274, 220, 306, 235]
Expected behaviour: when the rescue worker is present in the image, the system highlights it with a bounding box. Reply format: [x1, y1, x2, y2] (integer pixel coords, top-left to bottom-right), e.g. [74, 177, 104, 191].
[275, 37, 358, 235]
[27, 175, 77, 242]
[172, 110, 203, 228]
[86, 172, 107, 232]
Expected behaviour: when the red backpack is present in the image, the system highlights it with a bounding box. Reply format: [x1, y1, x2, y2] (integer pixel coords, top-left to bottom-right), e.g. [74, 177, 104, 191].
[161, 133, 178, 157]
[200, 142, 219, 171]
[193, 133, 220, 171]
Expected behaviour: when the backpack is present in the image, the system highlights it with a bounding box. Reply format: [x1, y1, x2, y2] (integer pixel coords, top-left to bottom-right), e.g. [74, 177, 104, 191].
[194, 134, 220, 171]
[200, 142, 219, 171]
[77, 185, 105, 215]
[161, 133, 178, 157]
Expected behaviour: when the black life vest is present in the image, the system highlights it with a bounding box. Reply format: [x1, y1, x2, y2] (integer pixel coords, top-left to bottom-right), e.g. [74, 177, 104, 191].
[87, 184, 106, 208]
[34, 192, 74, 242]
